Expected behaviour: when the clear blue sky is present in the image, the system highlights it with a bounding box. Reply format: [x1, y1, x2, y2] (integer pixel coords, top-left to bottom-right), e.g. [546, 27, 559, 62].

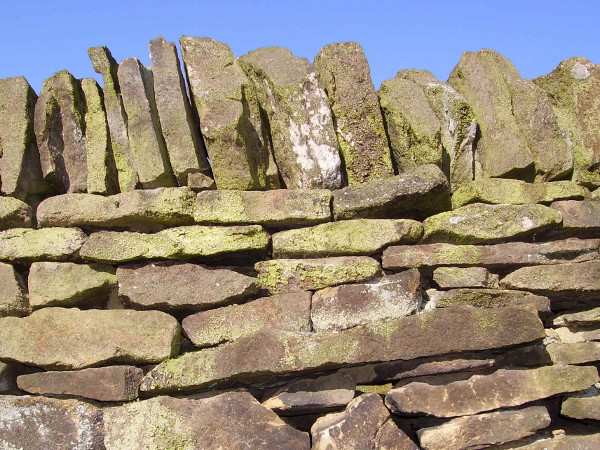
[1, 0, 598, 94]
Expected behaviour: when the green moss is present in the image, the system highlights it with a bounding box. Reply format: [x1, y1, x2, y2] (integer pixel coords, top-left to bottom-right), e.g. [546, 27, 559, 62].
[356, 383, 392, 394]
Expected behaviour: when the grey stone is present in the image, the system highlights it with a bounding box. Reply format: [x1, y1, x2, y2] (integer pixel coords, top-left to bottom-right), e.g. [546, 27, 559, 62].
[0, 262, 28, 317]
[433, 266, 499, 288]
[0, 227, 86, 262]
[0, 196, 32, 229]
[551, 200, 600, 233]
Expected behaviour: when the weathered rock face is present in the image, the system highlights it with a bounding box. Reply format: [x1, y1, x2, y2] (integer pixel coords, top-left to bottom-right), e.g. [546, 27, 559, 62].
[180, 36, 279, 190]
[546, 342, 600, 365]
[0, 196, 32, 229]
[433, 266, 499, 288]
[555, 306, 600, 326]
[513, 434, 600, 449]
[0, 307, 180, 369]
[0, 262, 29, 317]
[0, 227, 86, 262]
[427, 288, 550, 313]
[240, 47, 342, 189]
[561, 392, 600, 420]
[551, 199, 600, 233]
[314, 42, 394, 184]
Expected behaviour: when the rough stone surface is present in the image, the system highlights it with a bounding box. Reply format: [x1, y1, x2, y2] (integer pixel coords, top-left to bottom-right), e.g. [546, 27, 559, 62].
[314, 42, 394, 185]
[417, 406, 551, 450]
[28, 261, 117, 309]
[551, 200, 600, 233]
[511, 433, 600, 449]
[180, 36, 279, 190]
[255, 256, 381, 295]
[0, 262, 29, 317]
[562, 393, 600, 420]
[0, 196, 32, 230]
[0, 307, 180, 369]
[0, 395, 104, 450]
[423, 203, 562, 244]
[118, 261, 258, 312]
[433, 266, 499, 288]
[103, 391, 310, 449]
[311, 269, 422, 332]
[0, 227, 86, 262]
[555, 306, 600, 326]
[195, 189, 331, 227]
[385, 365, 598, 418]
[240, 47, 342, 189]
[182, 291, 311, 348]
[546, 342, 600, 365]
[427, 288, 550, 313]
[17, 365, 144, 402]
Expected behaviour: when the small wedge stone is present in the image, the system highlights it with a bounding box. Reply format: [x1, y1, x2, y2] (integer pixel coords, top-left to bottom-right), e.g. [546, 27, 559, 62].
[0, 262, 29, 317]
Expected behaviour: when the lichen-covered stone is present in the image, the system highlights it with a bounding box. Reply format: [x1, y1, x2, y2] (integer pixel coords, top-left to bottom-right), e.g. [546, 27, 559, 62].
[0, 196, 32, 229]
[255, 256, 381, 295]
[426, 288, 550, 313]
[423, 203, 562, 244]
[0, 307, 180, 369]
[561, 392, 600, 420]
[0, 227, 86, 262]
[314, 42, 394, 184]
[0, 262, 29, 317]
[180, 36, 279, 190]
[551, 200, 600, 233]
[433, 266, 499, 288]
[195, 189, 331, 227]
[240, 47, 342, 189]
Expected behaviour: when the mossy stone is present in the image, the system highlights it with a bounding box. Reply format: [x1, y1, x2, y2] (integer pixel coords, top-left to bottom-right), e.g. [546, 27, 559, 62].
[0, 227, 86, 262]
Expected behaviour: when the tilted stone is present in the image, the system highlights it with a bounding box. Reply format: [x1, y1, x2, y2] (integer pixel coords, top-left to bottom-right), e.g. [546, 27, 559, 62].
[552, 326, 600, 343]
[423, 203, 562, 244]
[311, 270, 422, 332]
[551, 200, 600, 233]
[562, 392, 600, 420]
[182, 291, 311, 348]
[433, 266, 499, 288]
[0, 395, 104, 450]
[34, 70, 88, 193]
[417, 406, 551, 450]
[80, 225, 269, 264]
[180, 36, 279, 190]
[140, 306, 544, 394]
[149, 36, 210, 185]
[187, 172, 216, 191]
[427, 288, 550, 313]
[0, 262, 29, 317]
[0, 307, 179, 369]
[17, 365, 143, 402]
[88, 46, 138, 191]
[118, 261, 258, 312]
[0, 76, 49, 199]
[240, 47, 342, 189]
[272, 219, 422, 258]
[546, 342, 600, 365]
[255, 256, 381, 295]
[314, 42, 394, 185]
[0, 227, 86, 262]
[28, 262, 117, 309]
[385, 365, 598, 418]
[0, 196, 32, 229]
[195, 189, 331, 227]
[332, 163, 449, 220]
[555, 306, 600, 326]
[117, 57, 176, 188]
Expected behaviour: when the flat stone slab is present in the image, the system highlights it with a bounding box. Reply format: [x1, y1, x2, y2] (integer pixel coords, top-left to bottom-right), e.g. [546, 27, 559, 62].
[433, 266, 499, 288]
[547, 342, 600, 365]
[562, 393, 600, 420]
[311, 269, 422, 332]
[555, 306, 600, 326]
[551, 200, 600, 233]
[511, 433, 600, 449]
[255, 256, 381, 295]
[427, 289, 550, 313]
[0, 262, 29, 317]
[117, 261, 258, 312]
[272, 219, 422, 258]
[182, 291, 311, 348]
[423, 203, 562, 244]
[17, 365, 144, 402]
[0, 227, 86, 262]
[80, 225, 269, 264]
[0, 307, 180, 369]
[385, 365, 599, 418]
[103, 391, 309, 450]
[0, 196, 32, 229]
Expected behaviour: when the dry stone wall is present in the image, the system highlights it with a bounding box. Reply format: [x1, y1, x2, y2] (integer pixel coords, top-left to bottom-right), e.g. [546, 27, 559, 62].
[0, 36, 600, 449]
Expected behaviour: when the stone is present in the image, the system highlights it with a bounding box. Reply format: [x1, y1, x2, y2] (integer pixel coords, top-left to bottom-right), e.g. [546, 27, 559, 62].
[562, 392, 600, 420]
[149, 36, 211, 185]
[311, 269, 422, 332]
[117, 57, 176, 188]
[0, 395, 104, 450]
[453, 179, 587, 208]
[240, 47, 342, 189]
[0, 196, 32, 229]
[500, 260, 600, 298]
[140, 306, 544, 394]
[385, 365, 598, 418]
[187, 172, 216, 191]
[37, 187, 197, 228]
[448, 49, 572, 181]
[511, 433, 600, 449]
[88, 46, 138, 191]
[311, 393, 418, 450]
[382, 238, 600, 270]
[262, 372, 355, 415]
[17, 365, 143, 402]
[417, 406, 551, 450]
[182, 291, 311, 348]
[555, 306, 600, 326]
[433, 266, 499, 288]
[34, 70, 88, 193]
[423, 203, 562, 244]
[80, 225, 269, 264]
[28, 262, 117, 309]
[0, 307, 180, 369]
[272, 219, 422, 258]
[255, 256, 381, 295]
[195, 189, 331, 227]
[314, 42, 394, 185]
[0, 262, 28, 317]
[180, 36, 279, 190]
[0, 227, 86, 262]
[118, 261, 258, 313]
[551, 200, 600, 233]
[546, 342, 600, 365]
[103, 391, 310, 449]
[553, 326, 600, 343]
[426, 288, 550, 313]
[332, 163, 449, 220]
[0, 76, 49, 199]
